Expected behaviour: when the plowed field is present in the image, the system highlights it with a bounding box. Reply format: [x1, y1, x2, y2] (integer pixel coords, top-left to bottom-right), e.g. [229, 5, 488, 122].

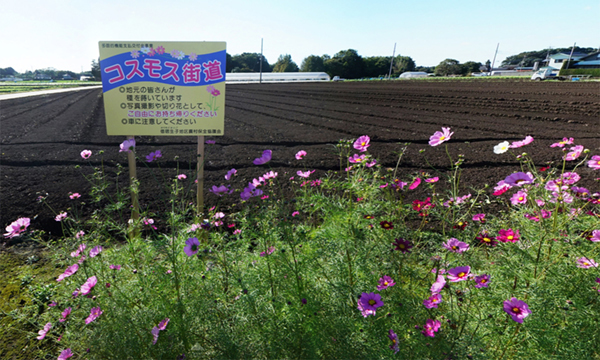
[1, 80, 599, 243]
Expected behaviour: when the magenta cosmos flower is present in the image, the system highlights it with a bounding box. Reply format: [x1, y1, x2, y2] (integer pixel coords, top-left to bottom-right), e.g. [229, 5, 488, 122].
[550, 137, 574, 148]
[423, 293, 442, 309]
[119, 138, 136, 153]
[146, 150, 162, 162]
[443, 238, 469, 253]
[564, 145, 584, 161]
[589, 230, 600, 242]
[253, 150, 272, 165]
[421, 319, 441, 337]
[408, 177, 421, 190]
[388, 329, 399, 354]
[509, 135, 534, 148]
[576, 257, 599, 269]
[472, 213, 486, 223]
[497, 229, 520, 243]
[357, 292, 384, 317]
[504, 172, 534, 187]
[430, 275, 446, 294]
[80, 150, 92, 159]
[184, 237, 200, 256]
[37, 322, 52, 340]
[85, 306, 103, 324]
[447, 266, 471, 282]
[393, 238, 413, 253]
[89, 245, 103, 258]
[377, 275, 396, 290]
[354, 135, 371, 152]
[59, 307, 72, 322]
[474, 274, 490, 288]
[4, 217, 30, 238]
[58, 348, 73, 360]
[295, 150, 307, 160]
[80, 275, 97, 295]
[588, 155, 600, 170]
[429, 127, 453, 146]
[510, 190, 528, 205]
[57, 264, 79, 282]
[503, 298, 531, 323]
[348, 154, 366, 163]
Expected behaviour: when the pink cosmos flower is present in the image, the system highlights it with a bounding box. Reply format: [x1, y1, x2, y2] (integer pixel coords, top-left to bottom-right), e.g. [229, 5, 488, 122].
[225, 168, 237, 180]
[510, 190, 528, 205]
[262, 171, 278, 179]
[131, 50, 140, 58]
[474, 274, 490, 288]
[388, 329, 399, 354]
[295, 150, 307, 160]
[443, 238, 470, 253]
[205, 139, 216, 144]
[210, 185, 231, 196]
[152, 326, 160, 345]
[564, 145, 584, 161]
[184, 237, 200, 257]
[213, 212, 225, 219]
[177, 174, 187, 180]
[37, 322, 52, 340]
[503, 298, 531, 323]
[377, 275, 396, 290]
[497, 229, 520, 243]
[297, 170, 313, 178]
[366, 160, 377, 168]
[59, 307, 72, 322]
[80, 276, 97, 295]
[4, 217, 30, 238]
[70, 243, 86, 257]
[354, 135, 371, 152]
[357, 292, 384, 317]
[421, 319, 441, 337]
[429, 127, 453, 146]
[292, 211, 300, 217]
[241, 183, 263, 200]
[590, 230, 600, 242]
[233, 229, 242, 235]
[408, 177, 421, 190]
[80, 150, 92, 159]
[146, 150, 162, 162]
[155, 46, 165, 55]
[493, 180, 512, 196]
[504, 172, 534, 187]
[55, 212, 68, 222]
[206, 85, 215, 93]
[348, 154, 366, 163]
[430, 275, 446, 294]
[85, 306, 102, 324]
[447, 266, 471, 282]
[472, 213, 486, 223]
[109, 264, 121, 270]
[158, 318, 170, 330]
[576, 257, 599, 268]
[260, 246, 275, 257]
[509, 135, 534, 148]
[58, 348, 73, 360]
[423, 293, 442, 308]
[587, 155, 600, 170]
[189, 52, 198, 61]
[89, 245, 103, 258]
[57, 264, 79, 281]
[561, 172, 580, 185]
[425, 177, 439, 183]
[119, 138, 136, 153]
[253, 150, 272, 165]
[550, 137, 574, 148]
[69, 193, 81, 199]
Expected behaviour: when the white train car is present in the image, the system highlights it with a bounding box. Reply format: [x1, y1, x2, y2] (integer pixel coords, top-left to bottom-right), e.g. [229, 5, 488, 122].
[226, 72, 330, 84]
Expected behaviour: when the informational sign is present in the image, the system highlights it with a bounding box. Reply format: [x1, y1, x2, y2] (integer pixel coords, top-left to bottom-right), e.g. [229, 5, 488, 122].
[98, 41, 226, 136]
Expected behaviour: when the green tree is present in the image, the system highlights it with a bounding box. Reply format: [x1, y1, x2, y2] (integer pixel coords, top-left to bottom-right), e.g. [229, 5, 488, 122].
[273, 54, 299, 72]
[325, 49, 365, 79]
[500, 47, 597, 67]
[300, 55, 325, 72]
[0, 67, 18, 77]
[231, 53, 271, 72]
[393, 56, 416, 75]
[434, 59, 463, 76]
[363, 56, 390, 78]
[91, 59, 101, 80]
[462, 61, 483, 75]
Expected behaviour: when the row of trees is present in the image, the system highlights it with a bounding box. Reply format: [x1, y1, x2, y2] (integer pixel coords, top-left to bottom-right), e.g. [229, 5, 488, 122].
[501, 46, 597, 67]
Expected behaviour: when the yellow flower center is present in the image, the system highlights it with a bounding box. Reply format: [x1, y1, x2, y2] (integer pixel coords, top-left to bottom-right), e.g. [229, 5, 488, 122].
[483, 238, 491, 242]
[384, 281, 389, 286]
[481, 279, 487, 283]
[368, 299, 376, 306]
[439, 136, 446, 140]
[452, 246, 458, 250]
[512, 307, 521, 314]
[458, 272, 465, 277]
[507, 236, 514, 240]
[518, 197, 524, 201]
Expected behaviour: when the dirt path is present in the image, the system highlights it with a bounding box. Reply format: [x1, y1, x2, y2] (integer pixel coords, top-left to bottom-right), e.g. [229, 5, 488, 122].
[1, 80, 599, 243]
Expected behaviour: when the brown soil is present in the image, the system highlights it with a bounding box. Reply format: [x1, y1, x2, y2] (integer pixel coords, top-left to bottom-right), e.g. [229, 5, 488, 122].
[1, 79, 599, 246]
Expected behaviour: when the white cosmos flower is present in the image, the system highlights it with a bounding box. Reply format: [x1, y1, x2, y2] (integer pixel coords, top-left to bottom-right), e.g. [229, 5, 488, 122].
[494, 141, 510, 154]
[140, 47, 151, 54]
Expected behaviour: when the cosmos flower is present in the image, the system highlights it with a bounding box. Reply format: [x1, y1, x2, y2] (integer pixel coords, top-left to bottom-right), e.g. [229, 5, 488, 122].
[55, 212, 68, 222]
[472, 213, 486, 223]
[408, 177, 421, 190]
[380, 221, 394, 230]
[564, 145, 584, 161]
[348, 154, 366, 163]
[587, 155, 600, 170]
[447, 266, 471, 282]
[57, 348, 73, 360]
[423, 293, 442, 308]
[188, 52, 198, 61]
[80, 276, 97, 295]
[393, 238, 413, 253]
[474, 274, 490, 288]
[494, 141, 510, 154]
[504, 172, 534, 187]
[146, 150, 162, 162]
[253, 150, 272, 165]
[476, 231, 497, 246]
[260, 246, 275, 257]
[119, 139, 136, 153]
[430, 275, 446, 294]
[225, 168, 237, 180]
[425, 177, 439, 183]
[354, 135, 371, 152]
[37, 322, 52, 340]
[503, 298, 531, 323]
[388, 329, 399, 354]
[377, 275, 396, 290]
[550, 137, 574, 148]
[210, 185, 232, 196]
[429, 127, 453, 146]
[80, 150, 92, 159]
[497, 229, 520, 243]
[155, 46, 165, 55]
[295, 150, 307, 160]
[184, 237, 200, 257]
[131, 50, 140, 58]
[85, 307, 103, 324]
[421, 319, 441, 337]
[89, 245, 103, 258]
[4, 217, 30, 238]
[510, 190, 528, 205]
[443, 238, 470, 253]
[357, 292, 384, 317]
[59, 307, 72, 323]
[509, 135, 534, 148]
[69, 193, 81, 199]
[57, 264, 79, 282]
[576, 257, 599, 269]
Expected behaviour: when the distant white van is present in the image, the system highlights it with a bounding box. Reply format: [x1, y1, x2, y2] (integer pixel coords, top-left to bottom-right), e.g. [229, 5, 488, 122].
[398, 72, 429, 79]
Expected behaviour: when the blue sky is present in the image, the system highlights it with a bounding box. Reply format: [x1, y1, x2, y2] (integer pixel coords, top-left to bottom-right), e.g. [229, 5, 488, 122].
[1, 0, 598, 73]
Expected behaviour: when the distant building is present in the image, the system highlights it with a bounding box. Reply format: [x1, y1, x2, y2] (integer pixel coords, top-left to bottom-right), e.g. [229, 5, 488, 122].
[567, 52, 600, 69]
[34, 73, 52, 80]
[541, 52, 589, 71]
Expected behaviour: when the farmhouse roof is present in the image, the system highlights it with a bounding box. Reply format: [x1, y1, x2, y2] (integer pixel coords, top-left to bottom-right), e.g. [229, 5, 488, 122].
[549, 52, 588, 60]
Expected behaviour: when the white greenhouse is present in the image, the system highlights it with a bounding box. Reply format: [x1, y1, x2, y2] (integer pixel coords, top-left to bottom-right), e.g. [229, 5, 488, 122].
[226, 72, 330, 84]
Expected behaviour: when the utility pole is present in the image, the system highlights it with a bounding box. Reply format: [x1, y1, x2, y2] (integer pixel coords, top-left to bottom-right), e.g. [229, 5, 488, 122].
[388, 43, 396, 79]
[565, 42, 576, 70]
[490, 43, 499, 75]
[259, 38, 263, 84]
